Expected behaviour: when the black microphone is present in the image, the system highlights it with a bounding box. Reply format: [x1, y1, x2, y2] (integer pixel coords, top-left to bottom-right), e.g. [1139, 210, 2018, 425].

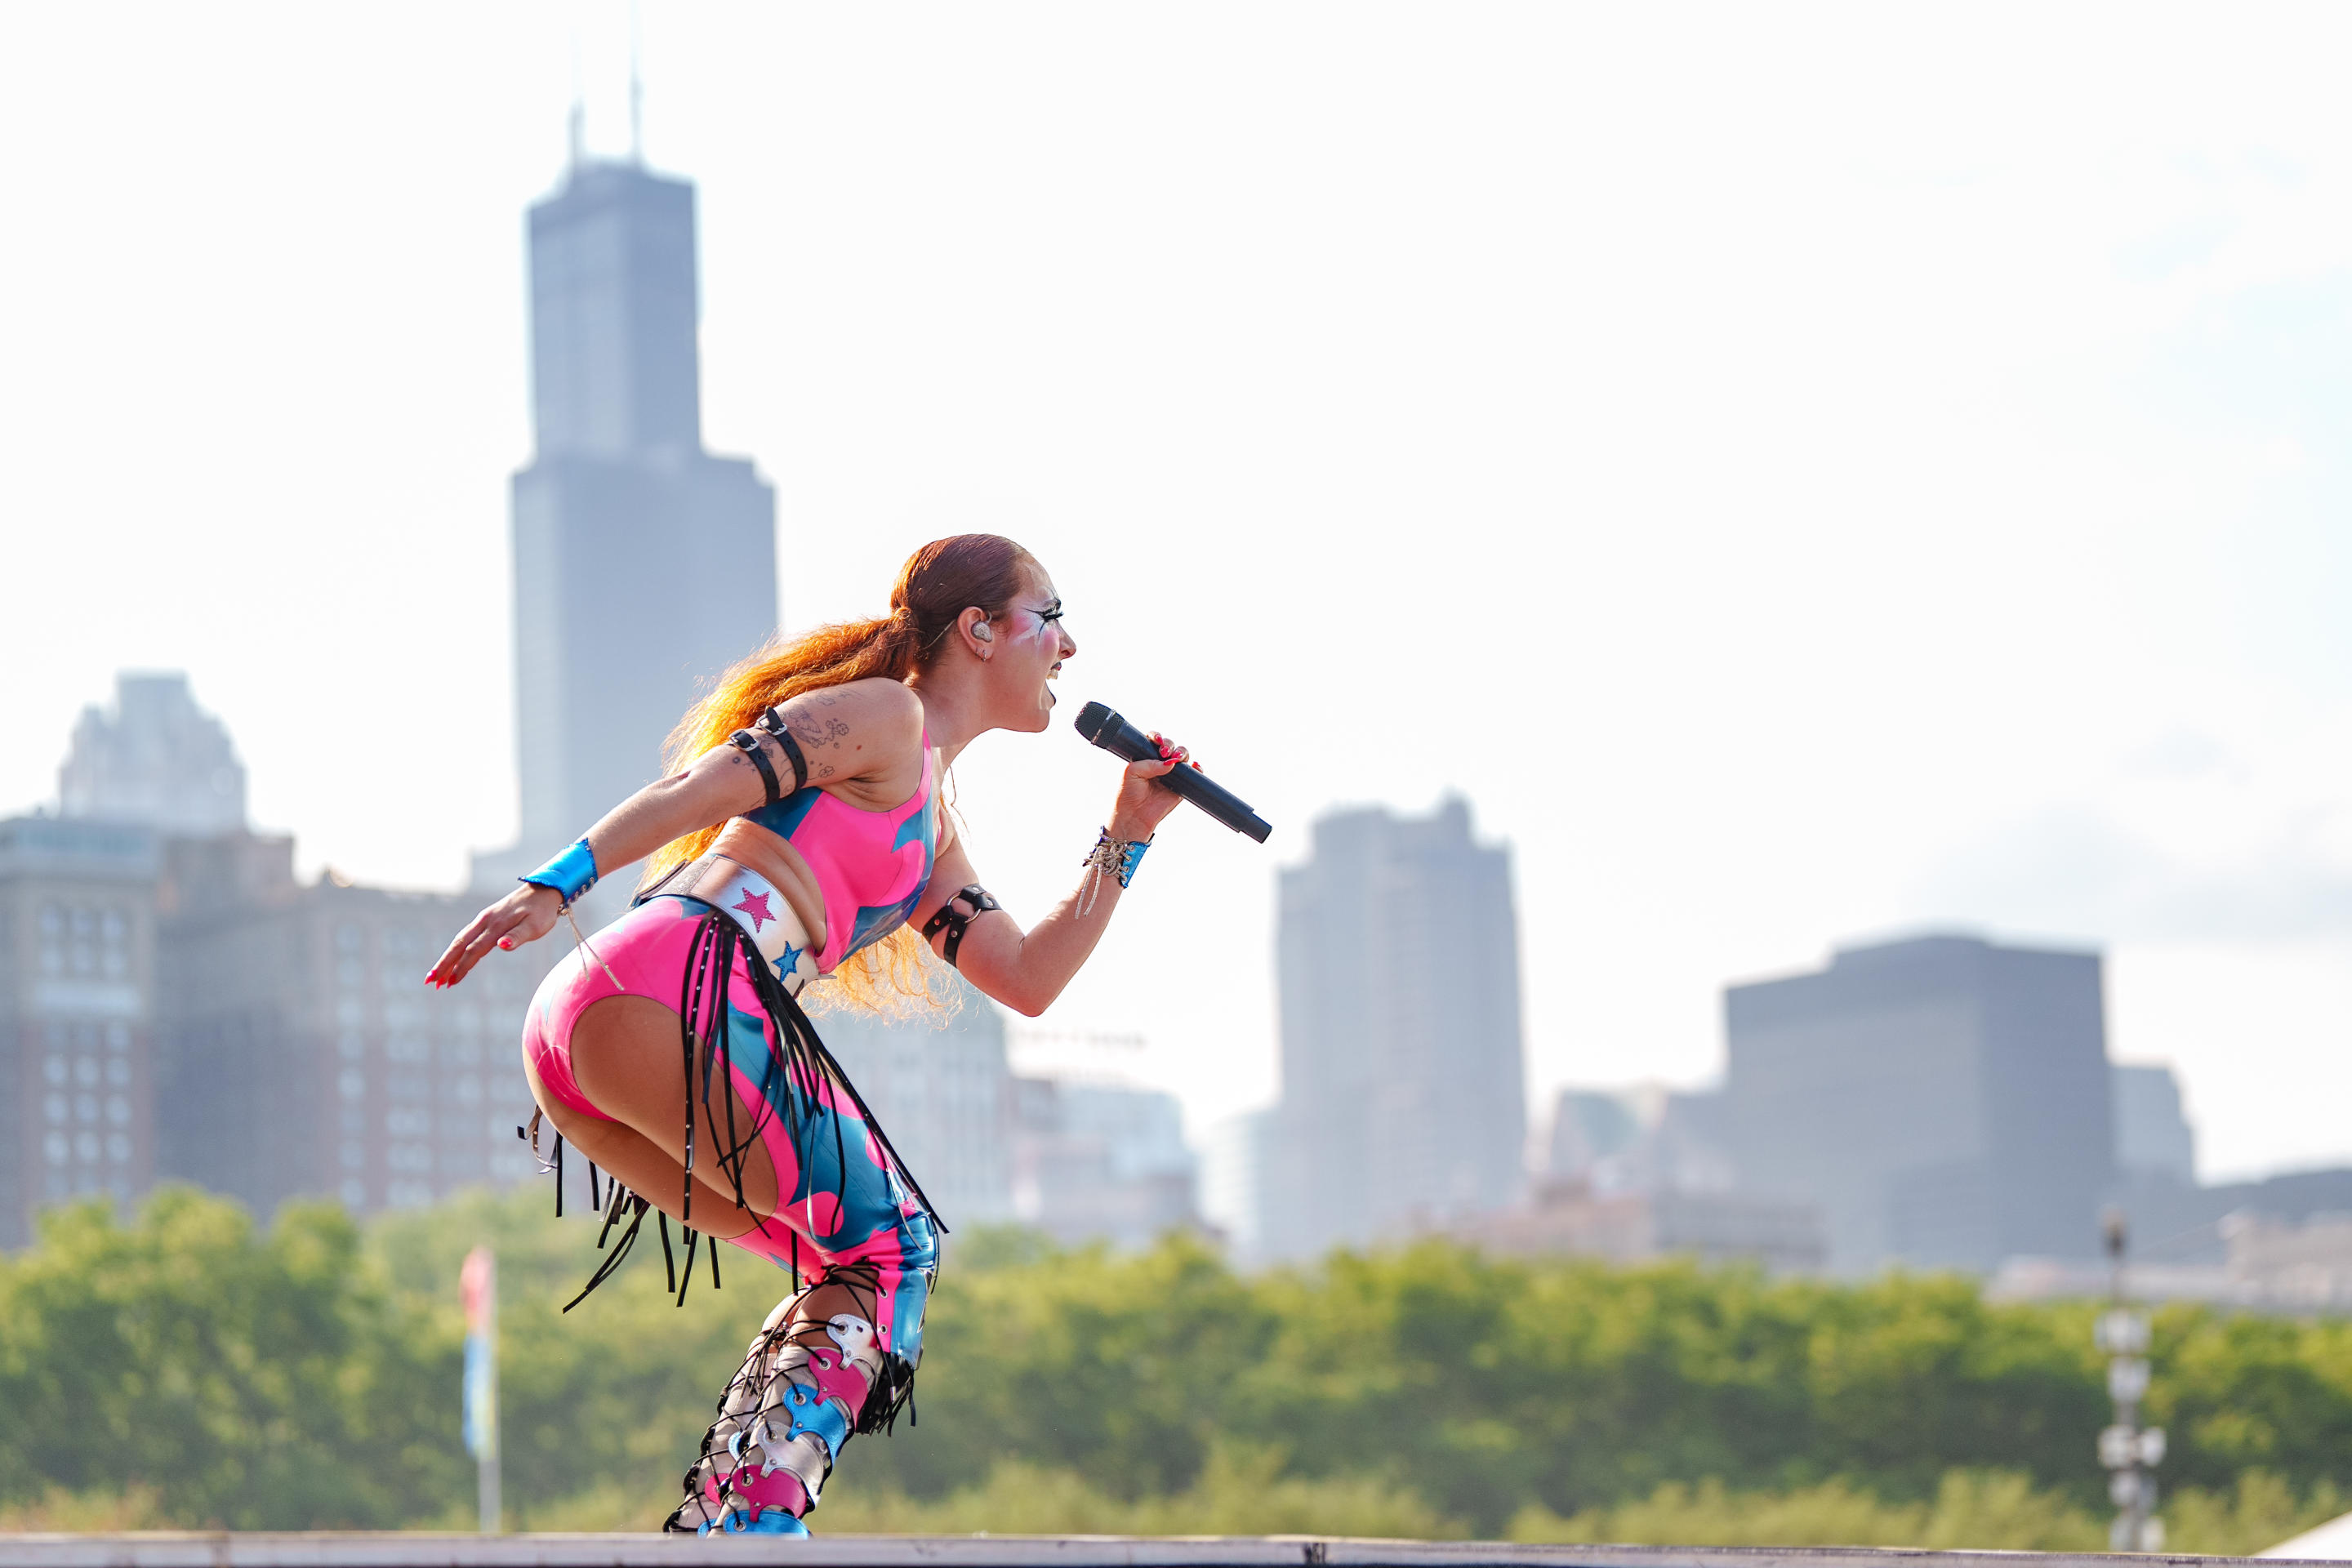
[1074, 702, 1272, 843]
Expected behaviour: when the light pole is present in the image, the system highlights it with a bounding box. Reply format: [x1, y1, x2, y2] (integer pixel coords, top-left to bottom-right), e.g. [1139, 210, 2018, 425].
[2097, 1209, 2165, 1552]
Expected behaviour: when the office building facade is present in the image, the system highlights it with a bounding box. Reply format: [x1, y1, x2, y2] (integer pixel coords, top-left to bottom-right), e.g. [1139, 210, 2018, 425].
[474, 156, 777, 902]
[154, 832, 551, 1218]
[2113, 1062, 2197, 1184]
[1723, 933, 2114, 1274]
[1259, 799, 1526, 1259]
[812, 985, 1016, 1233]
[1010, 1077, 1200, 1251]
[0, 817, 161, 1246]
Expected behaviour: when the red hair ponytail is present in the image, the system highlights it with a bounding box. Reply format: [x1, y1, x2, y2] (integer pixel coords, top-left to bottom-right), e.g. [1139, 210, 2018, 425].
[642, 534, 1036, 1009]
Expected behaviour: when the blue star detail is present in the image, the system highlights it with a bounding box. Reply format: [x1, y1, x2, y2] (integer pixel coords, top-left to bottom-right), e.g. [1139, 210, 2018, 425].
[773, 940, 804, 983]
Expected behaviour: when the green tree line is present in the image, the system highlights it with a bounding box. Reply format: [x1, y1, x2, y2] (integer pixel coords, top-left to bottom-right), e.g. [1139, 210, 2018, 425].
[0, 1183, 2347, 1549]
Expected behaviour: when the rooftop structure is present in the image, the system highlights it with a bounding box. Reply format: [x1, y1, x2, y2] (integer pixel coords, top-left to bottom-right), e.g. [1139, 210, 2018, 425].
[58, 673, 245, 836]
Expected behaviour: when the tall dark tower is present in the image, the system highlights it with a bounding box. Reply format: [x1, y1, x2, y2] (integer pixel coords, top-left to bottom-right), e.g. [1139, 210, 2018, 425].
[474, 154, 777, 897]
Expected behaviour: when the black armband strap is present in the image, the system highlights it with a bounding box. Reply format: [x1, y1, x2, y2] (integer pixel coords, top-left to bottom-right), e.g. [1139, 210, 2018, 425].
[755, 708, 809, 796]
[728, 710, 810, 809]
[728, 729, 782, 806]
[920, 884, 1003, 968]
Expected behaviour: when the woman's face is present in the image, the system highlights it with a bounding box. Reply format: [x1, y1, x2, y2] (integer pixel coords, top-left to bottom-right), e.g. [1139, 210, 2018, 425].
[991, 562, 1076, 733]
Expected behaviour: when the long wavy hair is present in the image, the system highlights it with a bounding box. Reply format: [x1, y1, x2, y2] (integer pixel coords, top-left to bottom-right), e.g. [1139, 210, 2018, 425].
[642, 533, 1037, 1010]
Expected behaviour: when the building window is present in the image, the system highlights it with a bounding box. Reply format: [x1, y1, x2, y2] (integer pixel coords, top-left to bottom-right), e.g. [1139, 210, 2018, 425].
[76, 1094, 99, 1124]
[337, 1070, 367, 1102]
[340, 1178, 367, 1209]
[106, 1058, 131, 1088]
[388, 1143, 433, 1173]
[386, 1180, 433, 1209]
[386, 1035, 430, 1064]
[44, 1093, 67, 1125]
[106, 1022, 129, 1052]
[336, 956, 366, 987]
[74, 1057, 100, 1087]
[42, 1133, 68, 1165]
[336, 1031, 366, 1062]
[386, 1108, 432, 1138]
[74, 1131, 100, 1163]
[336, 923, 365, 955]
[340, 1107, 365, 1136]
[105, 1096, 130, 1126]
[105, 1134, 131, 1164]
[340, 1144, 367, 1170]
[44, 1056, 67, 1086]
[336, 998, 365, 1029]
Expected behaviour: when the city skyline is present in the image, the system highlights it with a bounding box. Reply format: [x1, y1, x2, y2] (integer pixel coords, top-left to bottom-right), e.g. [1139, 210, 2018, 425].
[7, 6, 2352, 1181]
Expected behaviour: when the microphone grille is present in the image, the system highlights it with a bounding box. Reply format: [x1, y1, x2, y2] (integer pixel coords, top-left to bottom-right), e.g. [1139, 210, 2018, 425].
[1073, 702, 1116, 743]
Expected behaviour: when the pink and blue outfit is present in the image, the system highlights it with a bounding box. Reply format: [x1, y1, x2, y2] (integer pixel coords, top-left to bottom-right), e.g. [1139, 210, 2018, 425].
[518, 720, 945, 1536]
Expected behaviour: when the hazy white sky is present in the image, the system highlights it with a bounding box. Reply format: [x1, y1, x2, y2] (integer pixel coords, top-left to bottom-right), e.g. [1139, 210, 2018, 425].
[5, 3, 2351, 1183]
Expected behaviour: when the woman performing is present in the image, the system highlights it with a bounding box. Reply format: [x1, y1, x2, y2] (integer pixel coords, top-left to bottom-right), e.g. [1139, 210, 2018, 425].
[425, 534, 1191, 1535]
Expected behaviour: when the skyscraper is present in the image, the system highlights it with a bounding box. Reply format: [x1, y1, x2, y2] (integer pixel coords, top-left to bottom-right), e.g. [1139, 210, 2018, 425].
[1722, 933, 2114, 1274]
[474, 155, 777, 896]
[1258, 799, 1526, 1259]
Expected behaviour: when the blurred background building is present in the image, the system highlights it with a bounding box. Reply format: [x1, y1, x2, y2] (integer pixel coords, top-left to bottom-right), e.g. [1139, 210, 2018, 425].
[1722, 933, 2115, 1274]
[58, 673, 245, 836]
[0, 813, 160, 1245]
[1243, 799, 1526, 1262]
[470, 149, 777, 919]
[1010, 1076, 1200, 1251]
[816, 985, 1017, 1234]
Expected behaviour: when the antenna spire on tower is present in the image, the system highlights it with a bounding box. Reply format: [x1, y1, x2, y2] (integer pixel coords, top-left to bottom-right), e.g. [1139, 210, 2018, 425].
[567, 19, 586, 172]
[628, 0, 644, 165]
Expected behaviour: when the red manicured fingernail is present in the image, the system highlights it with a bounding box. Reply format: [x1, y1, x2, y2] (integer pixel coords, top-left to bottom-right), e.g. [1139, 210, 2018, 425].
[498, 938, 513, 950]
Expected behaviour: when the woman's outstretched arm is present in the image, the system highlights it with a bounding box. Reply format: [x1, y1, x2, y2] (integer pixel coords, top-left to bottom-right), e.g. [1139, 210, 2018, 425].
[912, 736, 1193, 1017]
[425, 680, 919, 987]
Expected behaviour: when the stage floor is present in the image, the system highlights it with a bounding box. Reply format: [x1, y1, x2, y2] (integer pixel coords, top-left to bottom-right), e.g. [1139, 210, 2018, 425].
[0, 1538, 2305, 1568]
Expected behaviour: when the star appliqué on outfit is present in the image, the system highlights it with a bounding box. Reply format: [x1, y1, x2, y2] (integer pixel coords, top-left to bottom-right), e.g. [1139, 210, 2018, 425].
[733, 889, 774, 931]
[773, 940, 804, 984]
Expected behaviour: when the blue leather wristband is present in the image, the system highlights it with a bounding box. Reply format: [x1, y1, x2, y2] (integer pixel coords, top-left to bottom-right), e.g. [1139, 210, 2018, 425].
[519, 838, 599, 905]
[1118, 838, 1150, 889]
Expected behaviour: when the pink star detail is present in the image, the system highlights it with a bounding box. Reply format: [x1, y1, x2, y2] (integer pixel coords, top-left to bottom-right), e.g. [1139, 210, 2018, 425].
[733, 889, 774, 931]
